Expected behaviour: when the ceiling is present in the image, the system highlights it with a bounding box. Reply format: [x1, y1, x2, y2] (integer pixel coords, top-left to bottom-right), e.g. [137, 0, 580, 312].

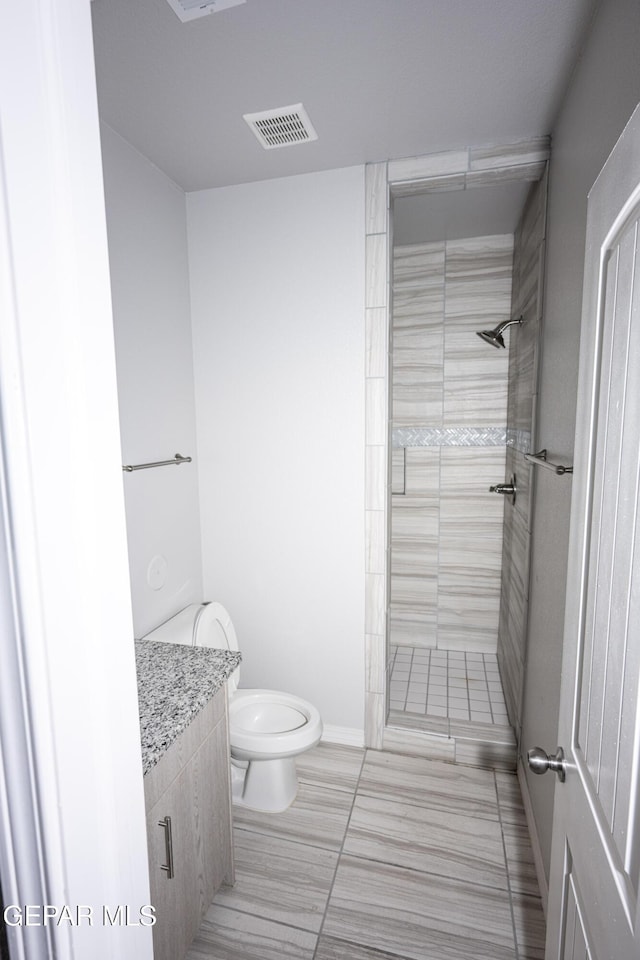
[91, 0, 596, 195]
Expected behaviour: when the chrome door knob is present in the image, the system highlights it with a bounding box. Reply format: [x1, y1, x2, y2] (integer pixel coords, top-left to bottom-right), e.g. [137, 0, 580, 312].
[527, 746, 566, 782]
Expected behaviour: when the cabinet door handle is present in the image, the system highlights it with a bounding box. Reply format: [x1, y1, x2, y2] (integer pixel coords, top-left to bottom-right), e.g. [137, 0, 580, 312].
[158, 815, 174, 879]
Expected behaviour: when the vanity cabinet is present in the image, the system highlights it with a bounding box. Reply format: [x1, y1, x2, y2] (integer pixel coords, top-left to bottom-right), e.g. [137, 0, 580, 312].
[143, 686, 233, 960]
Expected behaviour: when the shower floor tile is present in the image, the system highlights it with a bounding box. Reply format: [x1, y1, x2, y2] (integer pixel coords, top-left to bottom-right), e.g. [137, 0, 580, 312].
[389, 644, 510, 724]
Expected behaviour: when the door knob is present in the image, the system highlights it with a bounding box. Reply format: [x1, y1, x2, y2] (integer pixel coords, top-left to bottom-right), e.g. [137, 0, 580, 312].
[527, 746, 566, 782]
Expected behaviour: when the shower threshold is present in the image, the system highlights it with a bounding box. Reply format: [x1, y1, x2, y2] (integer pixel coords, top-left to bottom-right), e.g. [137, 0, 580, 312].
[385, 646, 516, 771]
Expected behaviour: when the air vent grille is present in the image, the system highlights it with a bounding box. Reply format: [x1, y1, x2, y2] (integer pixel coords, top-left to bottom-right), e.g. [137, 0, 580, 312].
[243, 104, 318, 150]
[165, 0, 245, 23]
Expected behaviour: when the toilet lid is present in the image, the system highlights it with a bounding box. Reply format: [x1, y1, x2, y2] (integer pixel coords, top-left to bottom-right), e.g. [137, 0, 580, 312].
[195, 602, 240, 693]
[142, 603, 201, 645]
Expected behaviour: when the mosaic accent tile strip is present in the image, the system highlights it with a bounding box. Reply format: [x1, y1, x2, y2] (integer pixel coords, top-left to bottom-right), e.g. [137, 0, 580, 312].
[506, 427, 532, 454]
[392, 426, 507, 448]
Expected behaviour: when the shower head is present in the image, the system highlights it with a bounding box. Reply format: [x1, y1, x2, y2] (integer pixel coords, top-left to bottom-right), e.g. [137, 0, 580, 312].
[476, 316, 524, 348]
[477, 328, 507, 348]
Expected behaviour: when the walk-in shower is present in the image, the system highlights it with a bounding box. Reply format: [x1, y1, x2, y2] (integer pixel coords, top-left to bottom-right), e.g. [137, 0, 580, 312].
[385, 171, 548, 765]
[476, 315, 524, 348]
[362, 141, 550, 758]
[387, 229, 515, 752]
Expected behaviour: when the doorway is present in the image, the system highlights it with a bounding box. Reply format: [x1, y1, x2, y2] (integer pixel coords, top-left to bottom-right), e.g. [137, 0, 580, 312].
[362, 140, 550, 762]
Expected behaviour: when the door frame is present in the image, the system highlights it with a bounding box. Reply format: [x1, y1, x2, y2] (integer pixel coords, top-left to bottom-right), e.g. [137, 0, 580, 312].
[0, 3, 152, 957]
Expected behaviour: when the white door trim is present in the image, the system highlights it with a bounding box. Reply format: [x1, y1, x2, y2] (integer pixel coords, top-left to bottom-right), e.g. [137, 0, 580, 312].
[0, 3, 152, 957]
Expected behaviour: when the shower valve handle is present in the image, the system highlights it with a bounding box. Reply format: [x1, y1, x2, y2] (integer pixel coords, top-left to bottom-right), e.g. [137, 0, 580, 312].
[489, 474, 516, 504]
[489, 483, 515, 495]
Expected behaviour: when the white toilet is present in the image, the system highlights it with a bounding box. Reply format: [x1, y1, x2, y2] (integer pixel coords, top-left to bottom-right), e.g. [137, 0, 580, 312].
[144, 602, 323, 812]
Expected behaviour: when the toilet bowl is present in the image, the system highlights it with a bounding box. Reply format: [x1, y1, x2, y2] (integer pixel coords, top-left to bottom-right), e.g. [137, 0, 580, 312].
[144, 602, 322, 812]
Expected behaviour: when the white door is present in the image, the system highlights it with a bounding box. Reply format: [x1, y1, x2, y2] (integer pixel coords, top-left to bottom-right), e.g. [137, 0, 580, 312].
[542, 103, 640, 959]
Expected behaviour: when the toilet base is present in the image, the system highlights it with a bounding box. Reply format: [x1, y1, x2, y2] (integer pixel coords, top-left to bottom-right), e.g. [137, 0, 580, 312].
[231, 756, 298, 812]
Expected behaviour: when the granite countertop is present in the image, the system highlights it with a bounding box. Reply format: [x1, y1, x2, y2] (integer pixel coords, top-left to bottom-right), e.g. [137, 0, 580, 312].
[135, 639, 241, 775]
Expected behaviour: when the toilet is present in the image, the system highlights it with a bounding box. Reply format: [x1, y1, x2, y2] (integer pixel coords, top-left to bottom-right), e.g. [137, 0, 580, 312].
[143, 602, 323, 812]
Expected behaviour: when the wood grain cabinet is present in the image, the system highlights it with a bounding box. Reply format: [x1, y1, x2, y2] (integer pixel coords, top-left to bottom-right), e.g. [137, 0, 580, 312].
[143, 687, 233, 960]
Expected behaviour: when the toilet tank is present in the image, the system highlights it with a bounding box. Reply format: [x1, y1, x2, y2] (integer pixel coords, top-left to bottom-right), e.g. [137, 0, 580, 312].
[193, 602, 240, 693]
[141, 604, 202, 644]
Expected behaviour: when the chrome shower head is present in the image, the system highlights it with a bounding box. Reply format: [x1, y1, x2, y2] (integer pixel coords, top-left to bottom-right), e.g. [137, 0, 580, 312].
[476, 316, 524, 348]
[477, 328, 506, 348]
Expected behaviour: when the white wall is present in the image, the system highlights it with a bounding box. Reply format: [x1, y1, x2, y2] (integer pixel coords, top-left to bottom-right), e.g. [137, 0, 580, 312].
[521, 0, 640, 882]
[187, 166, 366, 734]
[101, 124, 203, 637]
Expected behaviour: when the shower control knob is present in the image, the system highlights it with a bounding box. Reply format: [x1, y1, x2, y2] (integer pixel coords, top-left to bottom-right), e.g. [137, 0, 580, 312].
[489, 474, 516, 504]
[527, 746, 566, 782]
[489, 483, 516, 495]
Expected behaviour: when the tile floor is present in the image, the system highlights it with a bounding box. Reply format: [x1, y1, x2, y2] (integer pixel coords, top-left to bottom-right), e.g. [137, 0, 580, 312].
[389, 645, 510, 724]
[186, 743, 545, 960]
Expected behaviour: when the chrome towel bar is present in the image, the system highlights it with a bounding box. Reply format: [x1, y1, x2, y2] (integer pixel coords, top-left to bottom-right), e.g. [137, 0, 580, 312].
[122, 452, 192, 473]
[524, 449, 573, 476]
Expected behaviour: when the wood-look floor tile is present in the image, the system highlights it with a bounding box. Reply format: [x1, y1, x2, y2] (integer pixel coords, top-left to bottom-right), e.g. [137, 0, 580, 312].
[454, 737, 517, 771]
[359, 750, 500, 821]
[344, 794, 508, 889]
[511, 892, 546, 959]
[323, 855, 516, 960]
[502, 821, 541, 896]
[195, 747, 544, 960]
[233, 781, 353, 851]
[212, 831, 337, 932]
[186, 905, 317, 959]
[495, 771, 528, 827]
[315, 934, 415, 960]
[295, 742, 364, 794]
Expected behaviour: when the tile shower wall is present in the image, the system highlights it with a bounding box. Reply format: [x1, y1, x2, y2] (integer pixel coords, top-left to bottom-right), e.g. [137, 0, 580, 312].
[390, 235, 513, 653]
[498, 171, 548, 732]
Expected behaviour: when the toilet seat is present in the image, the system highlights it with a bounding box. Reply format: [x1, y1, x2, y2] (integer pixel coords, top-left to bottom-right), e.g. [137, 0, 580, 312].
[231, 693, 308, 734]
[229, 689, 322, 760]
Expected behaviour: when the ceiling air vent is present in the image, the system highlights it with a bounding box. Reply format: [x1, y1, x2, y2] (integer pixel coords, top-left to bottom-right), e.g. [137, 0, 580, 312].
[243, 104, 318, 150]
[165, 0, 245, 23]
